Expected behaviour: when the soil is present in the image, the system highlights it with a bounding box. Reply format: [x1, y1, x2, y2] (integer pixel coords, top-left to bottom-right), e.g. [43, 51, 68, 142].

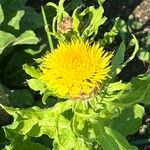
[133, 0, 150, 24]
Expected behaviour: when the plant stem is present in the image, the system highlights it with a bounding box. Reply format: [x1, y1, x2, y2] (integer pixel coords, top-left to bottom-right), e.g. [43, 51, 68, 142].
[41, 6, 54, 51]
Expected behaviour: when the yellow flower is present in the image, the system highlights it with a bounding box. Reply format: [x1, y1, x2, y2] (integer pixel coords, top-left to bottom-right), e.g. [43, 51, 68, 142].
[40, 40, 112, 99]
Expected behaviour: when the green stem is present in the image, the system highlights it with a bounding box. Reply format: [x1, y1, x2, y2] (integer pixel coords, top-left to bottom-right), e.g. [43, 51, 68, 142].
[41, 6, 54, 51]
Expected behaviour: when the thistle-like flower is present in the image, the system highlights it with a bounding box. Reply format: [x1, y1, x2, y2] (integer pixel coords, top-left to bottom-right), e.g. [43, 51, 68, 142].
[40, 40, 112, 99]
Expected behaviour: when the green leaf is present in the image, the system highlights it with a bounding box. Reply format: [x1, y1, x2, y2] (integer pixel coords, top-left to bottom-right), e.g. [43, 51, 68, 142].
[22, 0, 28, 5]
[23, 64, 41, 78]
[81, 6, 107, 40]
[1, 101, 74, 139]
[0, 31, 16, 54]
[111, 104, 144, 136]
[53, 128, 76, 150]
[74, 138, 89, 150]
[24, 43, 47, 55]
[115, 35, 139, 75]
[34, 58, 43, 64]
[103, 81, 131, 105]
[42, 91, 54, 105]
[138, 49, 150, 62]
[111, 41, 126, 75]
[3, 129, 49, 150]
[117, 19, 127, 40]
[112, 73, 150, 106]
[0, 0, 43, 31]
[8, 10, 25, 30]
[99, 18, 119, 46]
[2, 50, 34, 87]
[57, 0, 68, 24]
[91, 120, 138, 150]
[107, 81, 131, 95]
[92, 120, 123, 150]
[72, 7, 81, 37]
[53, 126, 88, 149]
[5, 89, 34, 107]
[0, 83, 34, 107]
[0, 4, 4, 25]
[31, 135, 53, 149]
[72, 112, 89, 137]
[46, 2, 58, 9]
[13, 30, 39, 45]
[132, 73, 150, 105]
[105, 127, 138, 150]
[0, 83, 10, 105]
[0, 127, 9, 149]
[98, 0, 106, 5]
[27, 79, 46, 94]
[65, 0, 83, 12]
[22, 7, 43, 30]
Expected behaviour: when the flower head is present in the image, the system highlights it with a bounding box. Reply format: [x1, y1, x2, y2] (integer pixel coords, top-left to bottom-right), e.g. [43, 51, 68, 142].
[40, 40, 112, 99]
